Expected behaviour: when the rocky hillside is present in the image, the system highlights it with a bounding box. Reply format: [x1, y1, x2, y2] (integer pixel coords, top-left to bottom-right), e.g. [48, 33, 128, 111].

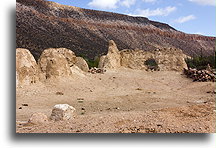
[16, 0, 215, 60]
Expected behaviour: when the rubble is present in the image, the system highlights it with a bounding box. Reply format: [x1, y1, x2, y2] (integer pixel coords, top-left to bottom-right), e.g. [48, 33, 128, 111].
[88, 67, 106, 74]
[183, 68, 215, 82]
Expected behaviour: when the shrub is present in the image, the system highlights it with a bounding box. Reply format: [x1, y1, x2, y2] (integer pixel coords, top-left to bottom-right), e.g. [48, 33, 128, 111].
[185, 55, 215, 70]
[79, 55, 100, 68]
[144, 58, 159, 71]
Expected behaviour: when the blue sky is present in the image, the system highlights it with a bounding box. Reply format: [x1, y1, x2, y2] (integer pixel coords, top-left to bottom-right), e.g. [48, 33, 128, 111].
[51, 0, 216, 37]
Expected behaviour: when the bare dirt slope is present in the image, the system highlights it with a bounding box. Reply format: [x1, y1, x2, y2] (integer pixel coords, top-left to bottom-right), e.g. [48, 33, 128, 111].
[16, 68, 215, 133]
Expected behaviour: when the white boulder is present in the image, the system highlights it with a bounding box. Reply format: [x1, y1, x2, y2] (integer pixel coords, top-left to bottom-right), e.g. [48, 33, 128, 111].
[50, 104, 76, 121]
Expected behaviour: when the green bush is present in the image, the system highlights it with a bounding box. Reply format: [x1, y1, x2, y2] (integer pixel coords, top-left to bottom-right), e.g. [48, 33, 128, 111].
[144, 58, 159, 70]
[185, 55, 215, 70]
[78, 55, 100, 68]
[85, 57, 100, 68]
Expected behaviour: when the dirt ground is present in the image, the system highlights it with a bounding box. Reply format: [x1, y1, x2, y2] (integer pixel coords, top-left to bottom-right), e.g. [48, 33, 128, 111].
[16, 68, 216, 133]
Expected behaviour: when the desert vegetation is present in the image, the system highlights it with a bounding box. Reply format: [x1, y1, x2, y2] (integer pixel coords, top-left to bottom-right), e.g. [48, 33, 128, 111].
[185, 54, 215, 70]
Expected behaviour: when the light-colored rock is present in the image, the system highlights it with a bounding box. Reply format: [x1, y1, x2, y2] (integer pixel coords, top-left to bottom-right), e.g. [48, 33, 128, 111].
[75, 57, 89, 72]
[70, 65, 86, 77]
[153, 48, 188, 71]
[98, 55, 106, 68]
[120, 48, 187, 71]
[120, 49, 151, 70]
[53, 48, 77, 67]
[206, 64, 213, 72]
[99, 40, 121, 69]
[28, 113, 48, 124]
[50, 104, 76, 121]
[16, 48, 40, 86]
[99, 40, 188, 71]
[38, 48, 72, 79]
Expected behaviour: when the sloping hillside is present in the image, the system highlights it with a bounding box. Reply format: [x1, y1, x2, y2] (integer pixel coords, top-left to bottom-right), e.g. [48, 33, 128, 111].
[16, 0, 215, 60]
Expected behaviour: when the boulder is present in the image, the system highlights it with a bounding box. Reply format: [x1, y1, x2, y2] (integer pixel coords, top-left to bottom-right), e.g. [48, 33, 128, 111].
[53, 48, 77, 67]
[99, 40, 121, 69]
[16, 48, 40, 86]
[75, 57, 89, 72]
[28, 113, 48, 124]
[38, 48, 72, 79]
[50, 104, 76, 121]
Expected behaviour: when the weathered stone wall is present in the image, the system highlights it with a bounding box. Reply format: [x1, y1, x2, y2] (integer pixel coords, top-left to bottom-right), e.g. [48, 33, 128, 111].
[99, 40, 188, 71]
[16, 48, 89, 87]
[38, 48, 72, 79]
[16, 48, 40, 87]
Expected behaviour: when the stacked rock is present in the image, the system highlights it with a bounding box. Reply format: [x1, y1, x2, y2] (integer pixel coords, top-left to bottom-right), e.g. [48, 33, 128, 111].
[88, 67, 106, 74]
[184, 68, 215, 82]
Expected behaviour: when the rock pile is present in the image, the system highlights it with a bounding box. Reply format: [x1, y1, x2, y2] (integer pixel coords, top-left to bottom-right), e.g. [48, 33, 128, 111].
[183, 68, 215, 82]
[88, 67, 106, 74]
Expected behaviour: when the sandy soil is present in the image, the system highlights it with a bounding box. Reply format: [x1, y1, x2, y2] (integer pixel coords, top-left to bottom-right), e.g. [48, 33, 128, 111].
[16, 68, 215, 133]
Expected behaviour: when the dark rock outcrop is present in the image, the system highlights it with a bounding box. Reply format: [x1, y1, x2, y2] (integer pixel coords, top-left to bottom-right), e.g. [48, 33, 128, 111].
[16, 0, 215, 60]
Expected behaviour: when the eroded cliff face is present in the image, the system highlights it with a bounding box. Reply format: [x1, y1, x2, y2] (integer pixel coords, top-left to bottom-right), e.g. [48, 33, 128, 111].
[16, 0, 215, 60]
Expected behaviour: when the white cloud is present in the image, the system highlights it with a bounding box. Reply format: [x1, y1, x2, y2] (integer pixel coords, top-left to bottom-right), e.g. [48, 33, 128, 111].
[188, 0, 216, 6]
[121, 0, 136, 8]
[142, 0, 156, 3]
[88, 0, 120, 9]
[174, 15, 196, 23]
[131, 6, 177, 17]
[194, 32, 204, 35]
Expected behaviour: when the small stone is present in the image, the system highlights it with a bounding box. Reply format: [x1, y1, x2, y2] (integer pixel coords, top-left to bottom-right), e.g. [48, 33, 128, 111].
[50, 104, 76, 121]
[22, 104, 28, 106]
[56, 92, 64, 95]
[77, 98, 84, 103]
[114, 107, 120, 110]
[28, 113, 48, 124]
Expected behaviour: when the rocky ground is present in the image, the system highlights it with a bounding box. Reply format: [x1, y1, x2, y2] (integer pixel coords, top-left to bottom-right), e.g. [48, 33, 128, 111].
[16, 68, 215, 133]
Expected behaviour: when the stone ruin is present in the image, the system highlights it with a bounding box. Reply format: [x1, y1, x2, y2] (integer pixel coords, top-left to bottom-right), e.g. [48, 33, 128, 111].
[16, 48, 40, 87]
[98, 40, 121, 69]
[99, 40, 188, 71]
[16, 48, 89, 87]
[38, 48, 72, 79]
[16, 40, 188, 87]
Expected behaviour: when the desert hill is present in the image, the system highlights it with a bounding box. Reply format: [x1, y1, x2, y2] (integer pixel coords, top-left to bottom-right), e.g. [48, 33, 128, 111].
[16, 0, 215, 60]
